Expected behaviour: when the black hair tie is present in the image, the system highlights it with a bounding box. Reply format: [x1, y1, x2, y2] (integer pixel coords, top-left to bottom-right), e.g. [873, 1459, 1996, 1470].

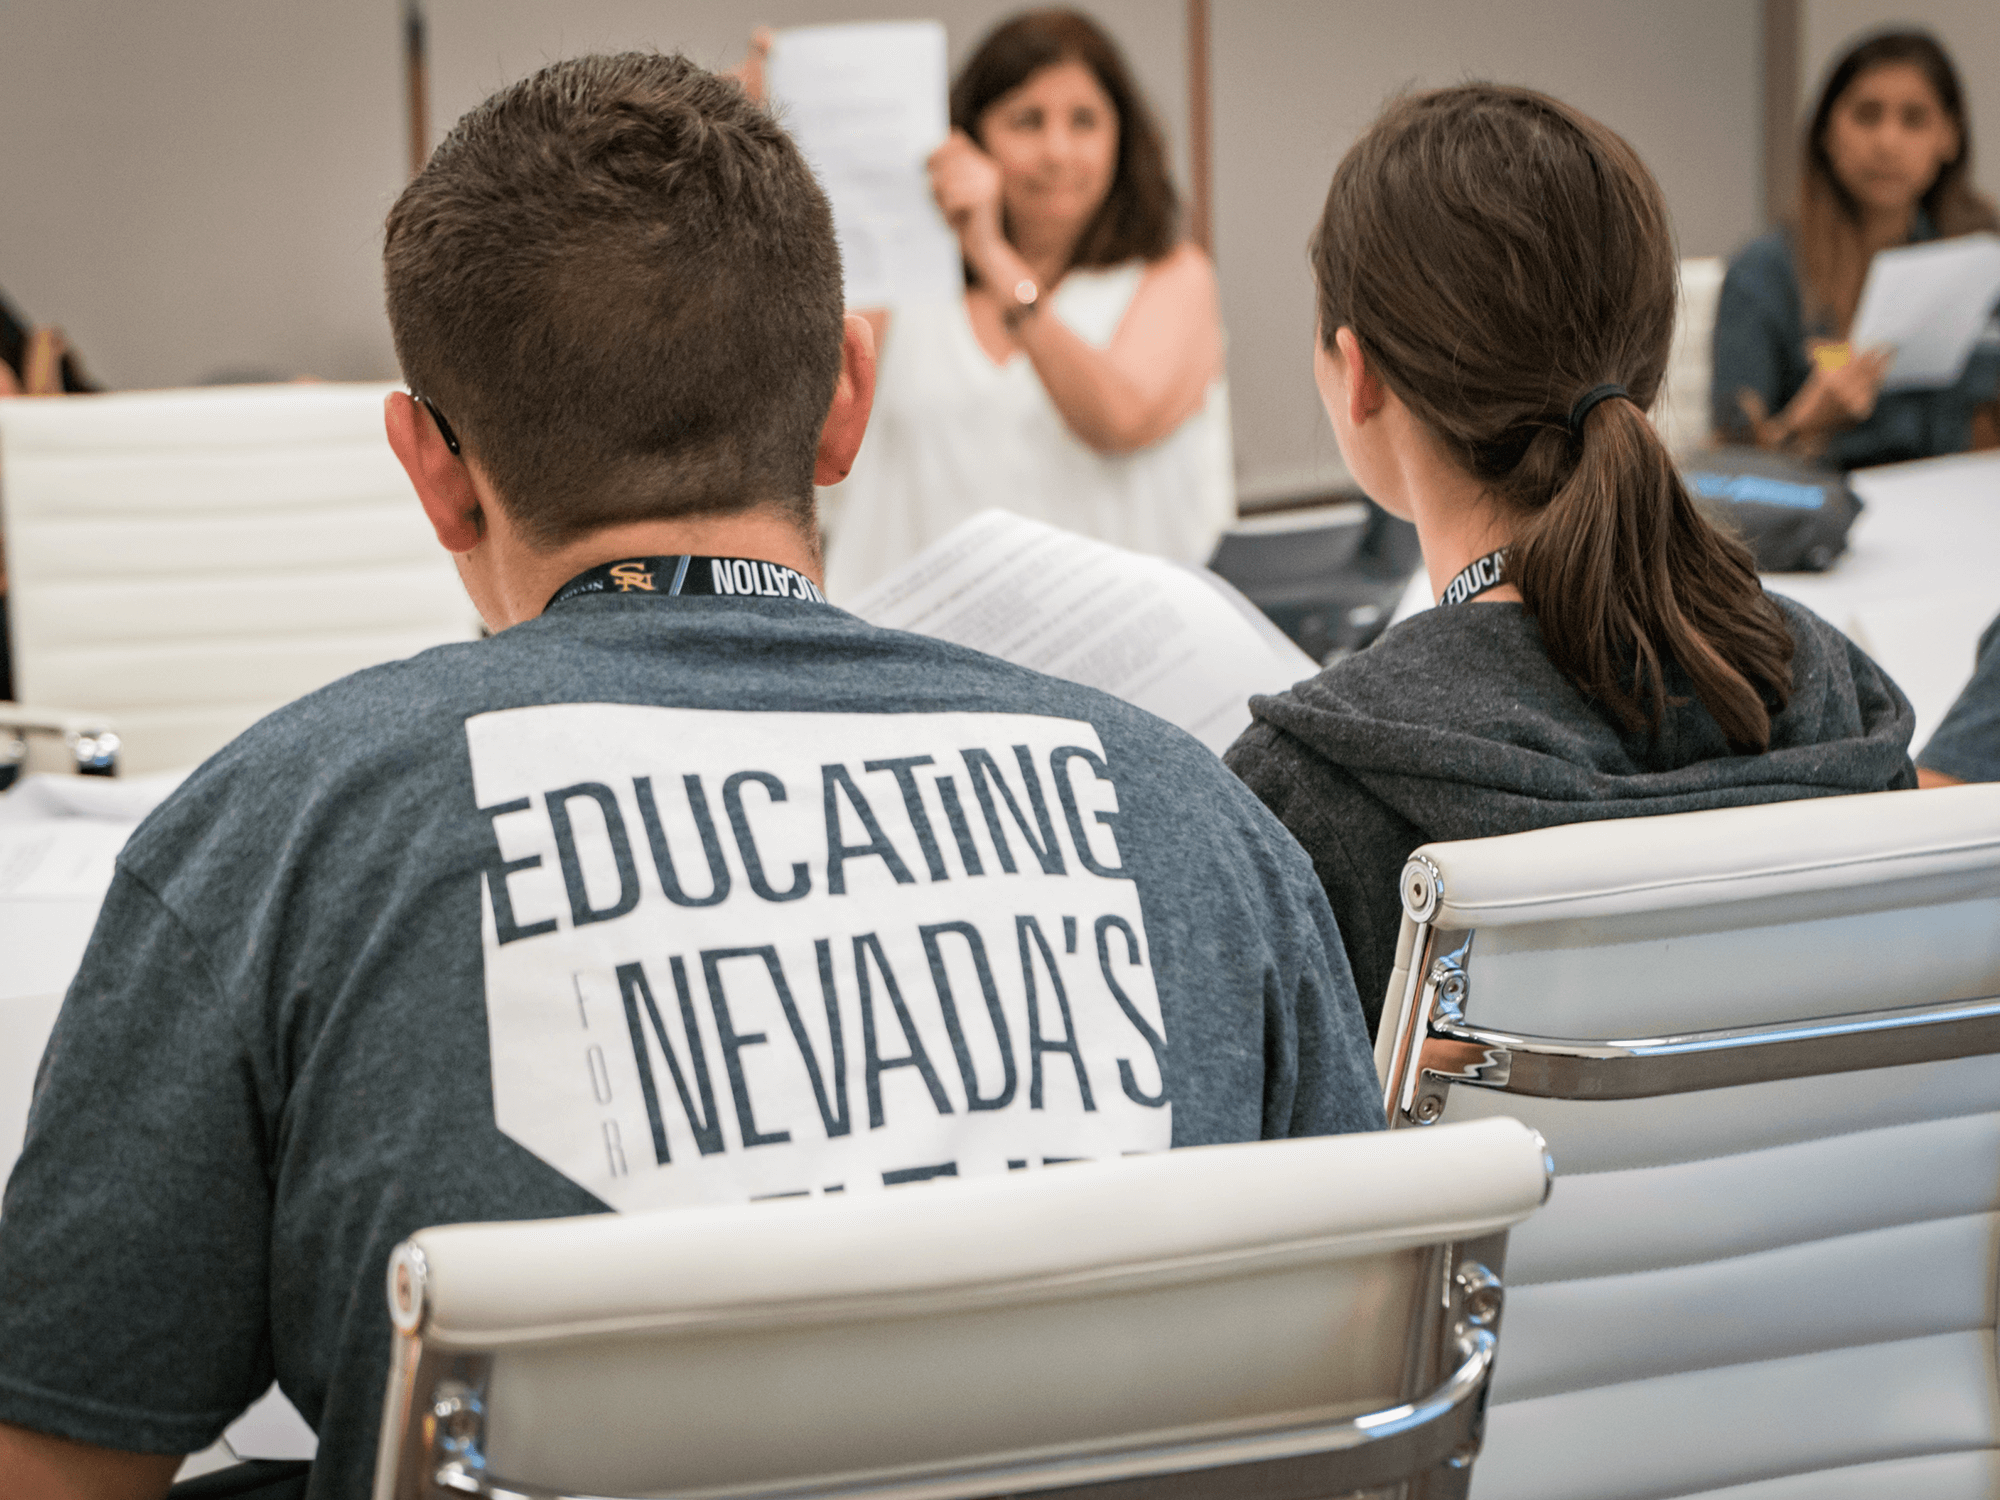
[1567, 383, 1629, 440]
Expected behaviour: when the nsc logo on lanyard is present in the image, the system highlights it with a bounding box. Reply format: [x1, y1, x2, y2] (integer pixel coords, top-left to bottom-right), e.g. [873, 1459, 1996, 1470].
[548, 555, 830, 608]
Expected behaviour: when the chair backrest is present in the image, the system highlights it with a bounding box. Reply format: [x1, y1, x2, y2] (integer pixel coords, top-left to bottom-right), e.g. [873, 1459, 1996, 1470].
[1651, 255, 1725, 457]
[1207, 501, 1398, 663]
[1375, 786, 2000, 1500]
[0, 384, 479, 773]
[373, 1121, 1551, 1500]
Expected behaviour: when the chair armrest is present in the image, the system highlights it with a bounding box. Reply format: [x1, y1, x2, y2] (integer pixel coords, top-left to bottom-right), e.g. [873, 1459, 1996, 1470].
[0, 704, 121, 785]
[1417, 992, 2000, 1103]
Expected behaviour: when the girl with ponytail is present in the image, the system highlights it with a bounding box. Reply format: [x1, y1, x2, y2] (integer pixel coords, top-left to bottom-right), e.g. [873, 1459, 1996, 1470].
[1225, 84, 1917, 1033]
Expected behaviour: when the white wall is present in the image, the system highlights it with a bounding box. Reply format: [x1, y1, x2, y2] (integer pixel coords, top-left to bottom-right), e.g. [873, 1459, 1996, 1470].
[1, 1, 1773, 504]
[1799, 0, 2000, 207]
[0, 0, 406, 391]
[1212, 1, 1765, 504]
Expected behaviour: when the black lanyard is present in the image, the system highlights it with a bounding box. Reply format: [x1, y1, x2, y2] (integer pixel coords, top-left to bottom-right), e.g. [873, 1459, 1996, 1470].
[546, 556, 830, 611]
[1439, 548, 1508, 607]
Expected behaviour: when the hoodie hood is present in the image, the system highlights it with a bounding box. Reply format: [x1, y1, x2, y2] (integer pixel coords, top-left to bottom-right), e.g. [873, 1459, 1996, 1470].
[1244, 594, 1917, 844]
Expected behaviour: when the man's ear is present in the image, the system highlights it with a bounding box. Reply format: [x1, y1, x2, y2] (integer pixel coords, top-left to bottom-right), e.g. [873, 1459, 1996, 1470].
[1333, 327, 1387, 430]
[814, 313, 878, 487]
[385, 391, 484, 553]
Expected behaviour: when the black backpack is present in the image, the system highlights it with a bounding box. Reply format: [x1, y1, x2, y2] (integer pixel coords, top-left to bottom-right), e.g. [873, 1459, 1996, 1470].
[1680, 446, 1863, 574]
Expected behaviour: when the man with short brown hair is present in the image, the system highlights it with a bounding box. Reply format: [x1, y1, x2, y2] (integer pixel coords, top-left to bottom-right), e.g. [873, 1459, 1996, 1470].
[384, 53, 846, 549]
[0, 53, 1377, 1500]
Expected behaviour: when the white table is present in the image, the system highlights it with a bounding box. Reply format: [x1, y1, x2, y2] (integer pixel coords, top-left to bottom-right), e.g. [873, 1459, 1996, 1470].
[0, 781, 316, 1473]
[1771, 451, 2000, 752]
[1389, 451, 2000, 752]
[0, 814, 131, 1187]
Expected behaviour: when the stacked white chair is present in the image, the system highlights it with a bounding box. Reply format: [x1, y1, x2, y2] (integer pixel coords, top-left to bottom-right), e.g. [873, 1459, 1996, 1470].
[1652, 256, 1726, 459]
[0, 383, 480, 774]
[1376, 786, 2000, 1499]
[372, 1122, 1551, 1500]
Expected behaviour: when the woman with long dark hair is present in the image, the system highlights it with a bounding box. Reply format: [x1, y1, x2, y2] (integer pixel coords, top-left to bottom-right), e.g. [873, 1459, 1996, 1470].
[1713, 29, 2000, 466]
[797, 9, 1231, 597]
[1225, 85, 1916, 1030]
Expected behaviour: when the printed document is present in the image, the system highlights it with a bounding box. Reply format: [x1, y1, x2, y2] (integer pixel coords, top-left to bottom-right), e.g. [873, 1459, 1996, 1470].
[1851, 233, 2000, 391]
[766, 21, 962, 308]
[0, 820, 130, 900]
[847, 510, 1318, 755]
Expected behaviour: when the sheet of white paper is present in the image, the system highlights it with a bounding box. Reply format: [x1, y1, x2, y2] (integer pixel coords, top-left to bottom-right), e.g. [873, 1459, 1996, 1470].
[0, 769, 185, 827]
[767, 21, 961, 308]
[848, 510, 1319, 755]
[0, 819, 134, 899]
[1851, 233, 2000, 391]
[223, 1385, 319, 1461]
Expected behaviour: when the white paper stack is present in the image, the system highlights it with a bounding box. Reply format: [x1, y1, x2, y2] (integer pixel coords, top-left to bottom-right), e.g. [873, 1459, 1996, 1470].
[1851, 232, 2000, 391]
[847, 510, 1319, 755]
[766, 21, 963, 309]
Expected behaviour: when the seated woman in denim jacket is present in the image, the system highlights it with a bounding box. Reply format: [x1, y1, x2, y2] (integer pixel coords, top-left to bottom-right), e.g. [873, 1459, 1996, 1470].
[1712, 29, 1999, 468]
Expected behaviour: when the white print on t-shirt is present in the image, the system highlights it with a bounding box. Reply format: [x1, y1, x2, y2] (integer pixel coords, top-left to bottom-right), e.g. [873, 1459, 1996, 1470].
[465, 704, 1170, 1212]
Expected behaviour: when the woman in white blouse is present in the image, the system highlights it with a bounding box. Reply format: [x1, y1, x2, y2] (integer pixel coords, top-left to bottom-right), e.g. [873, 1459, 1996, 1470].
[791, 9, 1232, 599]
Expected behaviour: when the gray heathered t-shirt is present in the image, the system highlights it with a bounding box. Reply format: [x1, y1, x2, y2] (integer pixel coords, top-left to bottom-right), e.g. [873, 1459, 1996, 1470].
[0, 589, 1378, 1499]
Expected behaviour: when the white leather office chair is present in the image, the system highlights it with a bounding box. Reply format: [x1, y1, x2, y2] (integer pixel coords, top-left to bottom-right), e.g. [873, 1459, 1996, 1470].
[1652, 256, 1725, 458]
[0, 383, 480, 774]
[1376, 786, 2000, 1500]
[373, 1121, 1551, 1500]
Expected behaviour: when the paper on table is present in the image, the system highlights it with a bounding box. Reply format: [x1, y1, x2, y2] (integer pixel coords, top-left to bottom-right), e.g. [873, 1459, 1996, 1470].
[0, 819, 133, 899]
[0, 768, 186, 827]
[766, 21, 962, 309]
[847, 510, 1319, 755]
[1851, 233, 2000, 391]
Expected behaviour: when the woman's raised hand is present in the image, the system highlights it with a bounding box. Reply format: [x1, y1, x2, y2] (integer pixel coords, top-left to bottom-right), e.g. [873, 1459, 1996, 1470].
[927, 130, 1005, 256]
[1787, 344, 1895, 436]
[726, 27, 773, 105]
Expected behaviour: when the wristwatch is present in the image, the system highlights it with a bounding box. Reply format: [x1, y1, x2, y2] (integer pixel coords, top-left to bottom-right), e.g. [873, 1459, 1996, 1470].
[1000, 277, 1041, 332]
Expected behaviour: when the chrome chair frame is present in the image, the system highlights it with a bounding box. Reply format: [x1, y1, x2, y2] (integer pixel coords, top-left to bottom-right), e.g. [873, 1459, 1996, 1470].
[1376, 804, 2000, 1499]
[0, 704, 119, 788]
[376, 1226, 1519, 1500]
[1381, 855, 2000, 1129]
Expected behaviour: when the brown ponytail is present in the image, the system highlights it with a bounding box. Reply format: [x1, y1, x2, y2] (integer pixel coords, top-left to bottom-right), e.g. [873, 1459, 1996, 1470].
[1312, 84, 1794, 750]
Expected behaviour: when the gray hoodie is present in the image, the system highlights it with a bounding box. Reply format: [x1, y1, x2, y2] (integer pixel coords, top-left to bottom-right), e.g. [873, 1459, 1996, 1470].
[1225, 595, 1917, 1031]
